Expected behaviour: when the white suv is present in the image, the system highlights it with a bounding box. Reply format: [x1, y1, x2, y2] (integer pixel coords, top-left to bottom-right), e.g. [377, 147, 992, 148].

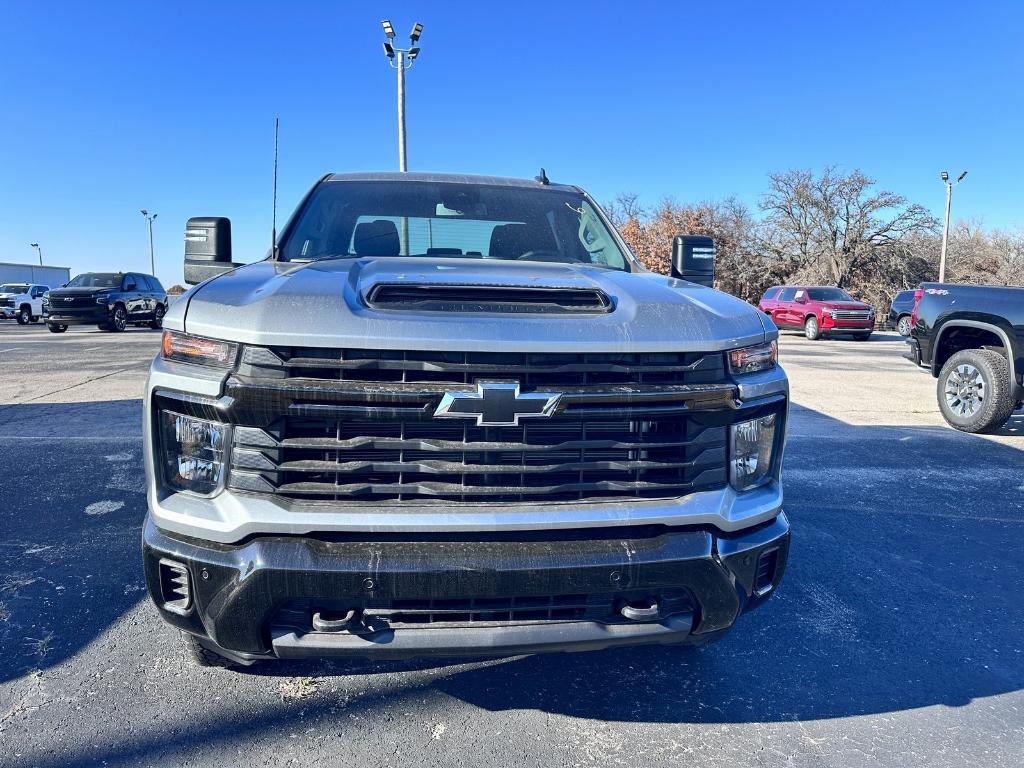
[0, 283, 50, 324]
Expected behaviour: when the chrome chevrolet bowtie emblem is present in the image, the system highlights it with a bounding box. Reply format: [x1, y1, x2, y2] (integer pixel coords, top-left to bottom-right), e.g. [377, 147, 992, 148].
[434, 381, 562, 427]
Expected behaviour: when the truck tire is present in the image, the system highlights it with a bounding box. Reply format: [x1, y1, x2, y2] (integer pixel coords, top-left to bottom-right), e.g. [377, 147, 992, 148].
[896, 315, 913, 336]
[150, 304, 165, 330]
[853, 333, 871, 341]
[106, 304, 128, 332]
[47, 323, 67, 333]
[937, 349, 1017, 433]
[17, 306, 31, 325]
[804, 316, 821, 340]
[182, 632, 240, 669]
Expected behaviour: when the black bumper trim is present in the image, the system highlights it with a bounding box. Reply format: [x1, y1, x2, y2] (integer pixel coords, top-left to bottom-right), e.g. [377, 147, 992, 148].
[143, 513, 789, 659]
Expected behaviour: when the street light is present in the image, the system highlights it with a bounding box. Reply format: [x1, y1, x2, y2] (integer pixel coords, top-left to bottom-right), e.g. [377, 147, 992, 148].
[140, 209, 158, 276]
[938, 170, 968, 283]
[30, 242, 42, 266]
[380, 18, 424, 173]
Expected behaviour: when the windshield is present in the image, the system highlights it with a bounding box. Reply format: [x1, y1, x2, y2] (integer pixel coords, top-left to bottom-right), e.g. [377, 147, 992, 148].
[66, 273, 122, 288]
[0, 284, 29, 293]
[807, 288, 854, 302]
[279, 181, 630, 271]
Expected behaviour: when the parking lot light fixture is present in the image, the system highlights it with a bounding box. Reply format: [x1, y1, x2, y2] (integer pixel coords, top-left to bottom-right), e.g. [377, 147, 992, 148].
[30, 242, 42, 265]
[141, 210, 158, 276]
[380, 19, 424, 173]
[938, 170, 968, 283]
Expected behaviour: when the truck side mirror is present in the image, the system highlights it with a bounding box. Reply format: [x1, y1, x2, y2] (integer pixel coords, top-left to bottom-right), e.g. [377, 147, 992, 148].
[184, 217, 238, 285]
[671, 235, 716, 288]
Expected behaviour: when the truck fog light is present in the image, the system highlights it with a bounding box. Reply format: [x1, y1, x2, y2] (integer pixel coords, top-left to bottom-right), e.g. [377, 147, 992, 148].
[159, 411, 228, 496]
[729, 414, 777, 491]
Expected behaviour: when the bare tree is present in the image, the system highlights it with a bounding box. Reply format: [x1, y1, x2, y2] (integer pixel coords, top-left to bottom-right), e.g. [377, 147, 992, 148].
[761, 167, 937, 288]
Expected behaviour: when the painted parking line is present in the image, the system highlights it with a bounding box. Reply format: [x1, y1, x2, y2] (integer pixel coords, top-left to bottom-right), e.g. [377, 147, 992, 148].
[0, 347, 24, 353]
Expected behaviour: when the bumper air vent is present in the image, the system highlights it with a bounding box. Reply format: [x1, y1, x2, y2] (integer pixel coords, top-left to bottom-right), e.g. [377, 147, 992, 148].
[364, 283, 613, 314]
[158, 559, 192, 614]
[754, 548, 779, 595]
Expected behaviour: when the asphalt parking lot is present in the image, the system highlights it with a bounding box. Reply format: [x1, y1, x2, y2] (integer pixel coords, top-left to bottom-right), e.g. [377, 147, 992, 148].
[0, 322, 1021, 767]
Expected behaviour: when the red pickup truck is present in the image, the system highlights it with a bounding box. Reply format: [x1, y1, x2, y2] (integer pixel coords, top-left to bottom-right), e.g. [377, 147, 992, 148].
[759, 286, 875, 341]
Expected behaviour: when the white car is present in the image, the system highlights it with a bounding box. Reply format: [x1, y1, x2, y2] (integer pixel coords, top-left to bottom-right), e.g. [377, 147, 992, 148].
[0, 283, 50, 324]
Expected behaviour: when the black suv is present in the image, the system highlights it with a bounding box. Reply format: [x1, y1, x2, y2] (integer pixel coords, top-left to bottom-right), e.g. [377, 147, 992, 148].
[45, 272, 168, 333]
[888, 289, 917, 336]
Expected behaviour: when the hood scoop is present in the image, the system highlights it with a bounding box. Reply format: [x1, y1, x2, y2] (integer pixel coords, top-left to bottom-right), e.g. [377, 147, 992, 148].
[364, 282, 613, 314]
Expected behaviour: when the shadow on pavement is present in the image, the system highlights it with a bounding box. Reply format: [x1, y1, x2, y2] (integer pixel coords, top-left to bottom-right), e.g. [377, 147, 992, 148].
[4, 401, 1024, 766]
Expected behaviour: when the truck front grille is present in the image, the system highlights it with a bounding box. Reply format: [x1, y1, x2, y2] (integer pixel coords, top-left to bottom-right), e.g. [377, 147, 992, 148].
[830, 310, 872, 321]
[222, 346, 733, 506]
[229, 415, 727, 503]
[0, 299, 13, 308]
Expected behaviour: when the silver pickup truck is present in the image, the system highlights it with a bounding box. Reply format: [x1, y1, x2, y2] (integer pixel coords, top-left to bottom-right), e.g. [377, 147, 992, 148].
[142, 172, 790, 667]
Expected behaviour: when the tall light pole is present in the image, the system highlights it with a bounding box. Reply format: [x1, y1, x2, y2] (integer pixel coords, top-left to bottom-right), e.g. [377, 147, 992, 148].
[29, 242, 42, 266]
[140, 209, 158, 275]
[938, 170, 967, 283]
[381, 19, 423, 172]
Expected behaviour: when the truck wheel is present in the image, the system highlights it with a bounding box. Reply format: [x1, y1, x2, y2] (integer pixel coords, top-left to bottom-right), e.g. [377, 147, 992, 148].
[937, 349, 1017, 433]
[182, 632, 240, 669]
[17, 306, 30, 325]
[108, 305, 128, 332]
[804, 316, 821, 340]
[853, 333, 871, 341]
[897, 315, 913, 336]
[47, 323, 67, 333]
[150, 304, 165, 330]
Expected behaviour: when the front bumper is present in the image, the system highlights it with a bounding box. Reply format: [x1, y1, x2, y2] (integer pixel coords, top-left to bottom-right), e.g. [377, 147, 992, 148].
[45, 306, 111, 325]
[143, 512, 790, 661]
[0, 308, 16, 318]
[820, 318, 874, 333]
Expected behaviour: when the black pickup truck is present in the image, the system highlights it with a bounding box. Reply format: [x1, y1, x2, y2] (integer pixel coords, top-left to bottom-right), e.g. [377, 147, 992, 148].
[910, 282, 1023, 432]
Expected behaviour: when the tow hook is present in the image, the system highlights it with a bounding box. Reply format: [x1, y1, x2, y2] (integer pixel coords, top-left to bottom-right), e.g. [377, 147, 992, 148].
[312, 609, 359, 633]
[619, 600, 660, 622]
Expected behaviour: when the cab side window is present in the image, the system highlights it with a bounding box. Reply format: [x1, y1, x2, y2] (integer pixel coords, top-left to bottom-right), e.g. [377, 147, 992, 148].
[122, 275, 138, 292]
[777, 288, 796, 302]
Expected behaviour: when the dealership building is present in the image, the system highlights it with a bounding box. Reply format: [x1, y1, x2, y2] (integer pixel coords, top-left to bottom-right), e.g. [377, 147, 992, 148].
[0, 261, 71, 287]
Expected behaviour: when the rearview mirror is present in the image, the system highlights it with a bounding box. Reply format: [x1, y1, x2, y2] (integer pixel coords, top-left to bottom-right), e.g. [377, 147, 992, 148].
[670, 235, 715, 288]
[184, 217, 239, 285]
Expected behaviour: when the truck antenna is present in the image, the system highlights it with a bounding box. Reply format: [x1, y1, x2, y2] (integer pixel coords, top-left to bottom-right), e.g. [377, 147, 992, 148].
[535, 167, 550, 186]
[271, 116, 280, 260]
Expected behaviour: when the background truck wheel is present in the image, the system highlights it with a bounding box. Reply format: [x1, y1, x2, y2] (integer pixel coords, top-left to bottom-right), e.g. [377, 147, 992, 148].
[107, 305, 128, 332]
[897, 315, 913, 336]
[47, 323, 67, 333]
[150, 304, 165, 330]
[804, 316, 821, 340]
[182, 632, 240, 669]
[937, 348, 1017, 433]
[17, 306, 31, 325]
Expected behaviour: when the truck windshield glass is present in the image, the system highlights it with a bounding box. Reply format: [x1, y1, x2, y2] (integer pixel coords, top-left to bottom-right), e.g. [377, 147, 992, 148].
[280, 181, 629, 270]
[807, 288, 853, 301]
[0, 284, 29, 293]
[67, 273, 122, 288]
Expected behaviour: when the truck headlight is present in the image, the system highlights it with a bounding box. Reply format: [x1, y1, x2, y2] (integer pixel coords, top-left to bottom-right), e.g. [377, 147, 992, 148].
[729, 413, 778, 491]
[162, 331, 238, 367]
[728, 341, 777, 374]
[159, 411, 228, 496]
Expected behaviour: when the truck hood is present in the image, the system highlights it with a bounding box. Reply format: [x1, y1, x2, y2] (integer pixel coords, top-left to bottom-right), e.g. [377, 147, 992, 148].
[173, 258, 771, 352]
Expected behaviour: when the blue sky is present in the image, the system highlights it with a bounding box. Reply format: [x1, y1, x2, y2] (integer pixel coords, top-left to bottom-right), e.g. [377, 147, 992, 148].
[2, 1, 1022, 286]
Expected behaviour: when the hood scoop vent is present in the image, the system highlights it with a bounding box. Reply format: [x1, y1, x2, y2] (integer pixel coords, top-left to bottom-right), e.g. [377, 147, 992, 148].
[364, 283, 613, 314]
